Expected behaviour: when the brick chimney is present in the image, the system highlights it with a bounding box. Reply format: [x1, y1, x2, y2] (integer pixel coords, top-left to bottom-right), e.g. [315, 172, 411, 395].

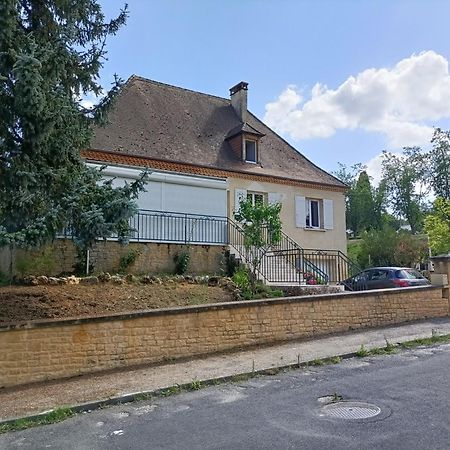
[230, 81, 248, 123]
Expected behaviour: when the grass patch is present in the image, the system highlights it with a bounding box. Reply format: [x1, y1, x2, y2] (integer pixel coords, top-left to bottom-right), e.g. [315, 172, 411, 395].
[328, 356, 342, 364]
[355, 334, 450, 358]
[332, 392, 343, 402]
[133, 392, 152, 402]
[356, 340, 397, 357]
[310, 358, 325, 366]
[399, 334, 450, 349]
[356, 344, 369, 357]
[189, 379, 202, 391]
[0, 407, 74, 434]
[160, 385, 182, 397]
[369, 340, 397, 356]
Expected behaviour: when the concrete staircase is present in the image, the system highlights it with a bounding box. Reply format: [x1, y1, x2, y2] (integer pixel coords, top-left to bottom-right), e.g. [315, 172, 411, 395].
[228, 245, 304, 286]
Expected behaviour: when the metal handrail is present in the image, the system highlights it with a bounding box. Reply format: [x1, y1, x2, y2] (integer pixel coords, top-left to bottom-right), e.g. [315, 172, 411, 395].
[273, 230, 329, 282]
[267, 248, 329, 284]
[303, 249, 362, 274]
[301, 248, 362, 284]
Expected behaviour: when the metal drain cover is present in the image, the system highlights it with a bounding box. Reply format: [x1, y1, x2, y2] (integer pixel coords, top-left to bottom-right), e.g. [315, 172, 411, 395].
[323, 401, 381, 420]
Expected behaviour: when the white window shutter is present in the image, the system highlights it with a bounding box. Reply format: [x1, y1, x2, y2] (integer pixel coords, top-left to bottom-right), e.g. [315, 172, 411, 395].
[234, 189, 247, 212]
[323, 199, 334, 230]
[268, 192, 282, 205]
[295, 196, 306, 228]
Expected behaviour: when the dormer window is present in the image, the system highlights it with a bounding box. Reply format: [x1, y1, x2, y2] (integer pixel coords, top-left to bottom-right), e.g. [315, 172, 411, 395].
[245, 139, 257, 163]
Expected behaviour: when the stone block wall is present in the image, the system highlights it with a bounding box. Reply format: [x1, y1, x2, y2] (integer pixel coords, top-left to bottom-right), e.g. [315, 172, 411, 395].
[0, 286, 447, 388]
[0, 240, 226, 278]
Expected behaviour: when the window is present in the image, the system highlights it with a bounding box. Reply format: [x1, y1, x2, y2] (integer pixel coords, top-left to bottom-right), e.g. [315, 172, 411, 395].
[245, 139, 257, 163]
[396, 269, 425, 280]
[295, 196, 333, 230]
[247, 191, 265, 206]
[369, 269, 389, 281]
[306, 199, 321, 228]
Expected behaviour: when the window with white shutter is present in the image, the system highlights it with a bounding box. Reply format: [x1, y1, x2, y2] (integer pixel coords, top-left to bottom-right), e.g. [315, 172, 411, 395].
[295, 196, 306, 228]
[296, 196, 334, 230]
[268, 192, 282, 205]
[323, 199, 334, 230]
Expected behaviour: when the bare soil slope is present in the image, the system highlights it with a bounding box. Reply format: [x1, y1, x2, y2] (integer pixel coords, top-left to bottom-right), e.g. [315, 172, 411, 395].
[0, 283, 233, 324]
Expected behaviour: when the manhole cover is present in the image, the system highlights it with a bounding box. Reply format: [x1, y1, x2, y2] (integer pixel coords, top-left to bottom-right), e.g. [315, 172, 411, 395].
[322, 401, 381, 420]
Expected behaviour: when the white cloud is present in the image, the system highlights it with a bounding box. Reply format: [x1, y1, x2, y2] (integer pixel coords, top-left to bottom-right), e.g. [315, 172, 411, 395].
[78, 89, 106, 110]
[264, 51, 450, 148]
[80, 98, 95, 109]
[364, 153, 385, 186]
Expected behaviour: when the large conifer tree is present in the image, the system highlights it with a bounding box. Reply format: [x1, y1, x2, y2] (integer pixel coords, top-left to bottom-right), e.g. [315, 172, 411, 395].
[0, 0, 145, 250]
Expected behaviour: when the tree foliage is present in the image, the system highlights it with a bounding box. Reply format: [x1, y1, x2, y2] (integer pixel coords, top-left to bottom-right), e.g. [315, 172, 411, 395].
[429, 128, 450, 200]
[381, 148, 428, 234]
[234, 199, 282, 293]
[355, 227, 428, 269]
[0, 0, 145, 253]
[333, 164, 385, 236]
[424, 198, 450, 255]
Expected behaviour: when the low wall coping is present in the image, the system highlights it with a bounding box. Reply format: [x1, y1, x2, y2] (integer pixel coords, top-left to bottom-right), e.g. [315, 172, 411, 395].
[431, 254, 450, 262]
[0, 285, 443, 332]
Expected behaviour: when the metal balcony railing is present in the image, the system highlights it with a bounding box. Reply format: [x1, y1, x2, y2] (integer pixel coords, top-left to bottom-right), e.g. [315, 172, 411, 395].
[128, 209, 228, 244]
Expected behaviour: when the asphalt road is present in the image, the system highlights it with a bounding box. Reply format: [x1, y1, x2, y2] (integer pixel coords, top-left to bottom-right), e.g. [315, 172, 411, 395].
[2, 343, 450, 450]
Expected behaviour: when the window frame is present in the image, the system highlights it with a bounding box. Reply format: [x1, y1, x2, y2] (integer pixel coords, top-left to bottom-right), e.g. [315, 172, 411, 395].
[247, 191, 265, 206]
[305, 198, 321, 229]
[244, 138, 258, 164]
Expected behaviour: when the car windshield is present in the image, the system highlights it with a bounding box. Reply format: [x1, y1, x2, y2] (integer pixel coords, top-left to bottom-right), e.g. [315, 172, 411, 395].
[395, 269, 425, 280]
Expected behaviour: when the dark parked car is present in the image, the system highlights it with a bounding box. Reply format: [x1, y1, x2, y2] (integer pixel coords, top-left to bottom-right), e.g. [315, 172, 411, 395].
[341, 267, 430, 291]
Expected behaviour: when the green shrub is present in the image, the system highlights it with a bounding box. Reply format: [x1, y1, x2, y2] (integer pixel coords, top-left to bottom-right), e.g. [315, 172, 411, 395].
[174, 248, 190, 275]
[233, 268, 284, 300]
[119, 248, 141, 273]
[232, 266, 252, 298]
[252, 282, 284, 299]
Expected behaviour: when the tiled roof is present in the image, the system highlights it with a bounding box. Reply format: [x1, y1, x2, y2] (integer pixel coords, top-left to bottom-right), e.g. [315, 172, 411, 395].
[89, 76, 346, 190]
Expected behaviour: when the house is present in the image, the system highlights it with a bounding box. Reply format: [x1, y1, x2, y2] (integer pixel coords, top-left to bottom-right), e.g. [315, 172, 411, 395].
[82, 76, 350, 284]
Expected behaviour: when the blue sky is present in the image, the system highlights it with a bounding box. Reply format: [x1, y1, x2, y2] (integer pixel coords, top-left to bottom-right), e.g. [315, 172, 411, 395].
[97, 0, 450, 179]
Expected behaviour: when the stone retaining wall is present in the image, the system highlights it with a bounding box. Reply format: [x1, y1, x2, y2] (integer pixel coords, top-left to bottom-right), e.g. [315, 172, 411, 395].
[0, 286, 447, 388]
[0, 240, 225, 278]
